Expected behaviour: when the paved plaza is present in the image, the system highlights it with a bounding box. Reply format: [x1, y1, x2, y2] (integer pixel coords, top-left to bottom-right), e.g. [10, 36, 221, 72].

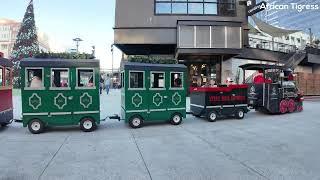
[1, 90, 320, 180]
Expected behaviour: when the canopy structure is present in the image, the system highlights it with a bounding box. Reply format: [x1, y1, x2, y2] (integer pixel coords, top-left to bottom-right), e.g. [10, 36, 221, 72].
[251, 16, 300, 37]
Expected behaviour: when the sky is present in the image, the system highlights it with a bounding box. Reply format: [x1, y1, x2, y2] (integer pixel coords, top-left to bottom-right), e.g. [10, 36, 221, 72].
[0, 0, 121, 70]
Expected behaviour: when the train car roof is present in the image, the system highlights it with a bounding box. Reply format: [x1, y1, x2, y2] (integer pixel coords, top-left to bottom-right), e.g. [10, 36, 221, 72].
[239, 63, 283, 70]
[20, 58, 100, 68]
[0, 57, 13, 67]
[121, 62, 187, 71]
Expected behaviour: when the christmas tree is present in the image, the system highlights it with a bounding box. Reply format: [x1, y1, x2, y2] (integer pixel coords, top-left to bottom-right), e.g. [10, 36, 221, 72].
[11, 0, 39, 60]
[11, 0, 39, 87]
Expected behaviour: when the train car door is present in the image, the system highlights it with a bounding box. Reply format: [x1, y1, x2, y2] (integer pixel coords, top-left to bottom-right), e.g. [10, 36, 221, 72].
[148, 71, 169, 121]
[126, 70, 148, 121]
[47, 68, 74, 125]
[167, 71, 186, 117]
[73, 68, 100, 123]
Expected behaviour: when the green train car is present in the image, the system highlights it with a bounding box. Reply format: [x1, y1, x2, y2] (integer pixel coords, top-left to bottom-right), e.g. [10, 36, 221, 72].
[20, 58, 100, 134]
[119, 62, 187, 128]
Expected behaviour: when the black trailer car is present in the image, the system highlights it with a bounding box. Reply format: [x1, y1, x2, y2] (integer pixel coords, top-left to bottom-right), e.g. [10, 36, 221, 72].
[190, 85, 250, 122]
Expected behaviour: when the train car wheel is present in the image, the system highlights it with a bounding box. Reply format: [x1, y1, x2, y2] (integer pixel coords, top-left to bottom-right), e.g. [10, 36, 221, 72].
[235, 109, 245, 119]
[288, 99, 296, 113]
[80, 118, 97, 132]
[279, 100, 288, 114]
[28, 119, 44, 134]
[129, 115, 143, 128]
[170, 113, 182, 125]
[207, 111, 218, 122]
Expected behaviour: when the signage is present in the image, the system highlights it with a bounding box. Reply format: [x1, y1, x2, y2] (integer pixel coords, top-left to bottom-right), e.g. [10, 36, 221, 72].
[247, 1, 267, 16]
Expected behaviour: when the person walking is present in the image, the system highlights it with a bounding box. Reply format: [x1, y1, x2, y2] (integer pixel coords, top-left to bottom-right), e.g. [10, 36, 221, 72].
[99, 75, 104, 94]
[105, 74, 111, 95]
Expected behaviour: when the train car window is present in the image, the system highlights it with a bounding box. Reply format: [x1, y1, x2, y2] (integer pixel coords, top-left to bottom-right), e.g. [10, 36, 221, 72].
[0, 67, 3, 86]
[129, 71, 144, 89]
[26, 68, 44, 88]
[151, 72, 165, 89]
[77, 69, 94, 87]
[5, 68, 11, 86]
[171, 72, 183, 88]
[51, 69, 69, 88]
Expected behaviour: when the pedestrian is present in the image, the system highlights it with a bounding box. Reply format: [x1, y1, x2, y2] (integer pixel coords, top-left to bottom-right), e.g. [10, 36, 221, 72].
[105, 74, 111, 95]
[99, 75, 104, 94]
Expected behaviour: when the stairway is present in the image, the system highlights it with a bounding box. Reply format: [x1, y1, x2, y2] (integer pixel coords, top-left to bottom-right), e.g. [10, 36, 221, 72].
[283, 50, 306, 70]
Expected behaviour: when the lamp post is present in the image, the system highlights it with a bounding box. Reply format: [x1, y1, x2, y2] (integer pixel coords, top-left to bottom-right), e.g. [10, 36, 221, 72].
[73, 38, 83, 53]
[111, 44, 114, 89]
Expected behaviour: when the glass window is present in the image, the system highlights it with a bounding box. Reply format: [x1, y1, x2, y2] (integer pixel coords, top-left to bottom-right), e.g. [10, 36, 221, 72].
[212, 26, 226, 48]
[130, 72, 144, 89]
[171, 72, 183, 88]
[78, 69, 94, 87]
[180, 26, 194, 47]
[172, 3, 187, 14]
[196, 26, 210, 48]
[51, 69, 69, 88]
[26, 68, 43, 88]
[156, 3, 171, 14]
[226, 26, 241, 48]
[155, 0, 234, 16]
[0, 67, 3, 86]
[5, 68, 11, 86]
[151, 72, 165, 89]
[204, 3, 217, 14]
[188, 3, 203, 14]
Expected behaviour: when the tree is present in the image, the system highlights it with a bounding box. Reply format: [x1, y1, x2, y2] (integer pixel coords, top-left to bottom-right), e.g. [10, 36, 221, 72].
[10, 0, 39, 87]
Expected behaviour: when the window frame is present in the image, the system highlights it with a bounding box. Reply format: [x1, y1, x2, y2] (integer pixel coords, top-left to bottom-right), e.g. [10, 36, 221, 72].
[120, 71, 125, 89]
[150, 71, 166, 90]
[0, 66, 3, 87]
[50, 68, 71, 90]
[170, 71, 184, 90]
[75, 68, 96, 90]
[128, 70, 145, 90]
[154, 0, 235, 16]
[5, 67, 12, 87]
[24, 67, 45, 90]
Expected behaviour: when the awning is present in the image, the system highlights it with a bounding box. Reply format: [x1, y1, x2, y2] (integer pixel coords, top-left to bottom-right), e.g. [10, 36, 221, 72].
[251, 16, 300, 37]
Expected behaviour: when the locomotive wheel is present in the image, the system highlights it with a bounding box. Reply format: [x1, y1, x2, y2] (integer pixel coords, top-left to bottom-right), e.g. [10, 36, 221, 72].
[129, 115, 143, 128]
[80, 118, 97, 132]
[288, 99, 296, 113]
[28, 119, 44, 134]
[279, 100, 288, 114]
[235, 109, 245, 119]
[297, 105, 303, 112]
[207, 111, 218, 122]
[0, 122, 9, 127]
[170, 113, 182, 125]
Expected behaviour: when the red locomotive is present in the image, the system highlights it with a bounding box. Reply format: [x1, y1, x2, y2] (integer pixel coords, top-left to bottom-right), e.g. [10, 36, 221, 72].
[240, 64, 303, 114]
[0, 54, 14, 126]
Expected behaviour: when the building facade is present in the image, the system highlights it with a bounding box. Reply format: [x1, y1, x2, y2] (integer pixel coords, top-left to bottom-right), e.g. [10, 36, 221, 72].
[249, 30, 311, 53]
[0, 18, 50, 58]
[114, 0, 249, 86]
[256, 0, 320, 38]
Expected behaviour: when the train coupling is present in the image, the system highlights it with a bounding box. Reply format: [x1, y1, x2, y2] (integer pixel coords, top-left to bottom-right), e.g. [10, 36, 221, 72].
[109, 114, 121, 121]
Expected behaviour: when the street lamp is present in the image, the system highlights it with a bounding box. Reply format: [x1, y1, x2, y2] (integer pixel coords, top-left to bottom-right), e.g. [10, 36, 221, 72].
[111, 44, 114, 88]
[73, 38, 83, 53]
